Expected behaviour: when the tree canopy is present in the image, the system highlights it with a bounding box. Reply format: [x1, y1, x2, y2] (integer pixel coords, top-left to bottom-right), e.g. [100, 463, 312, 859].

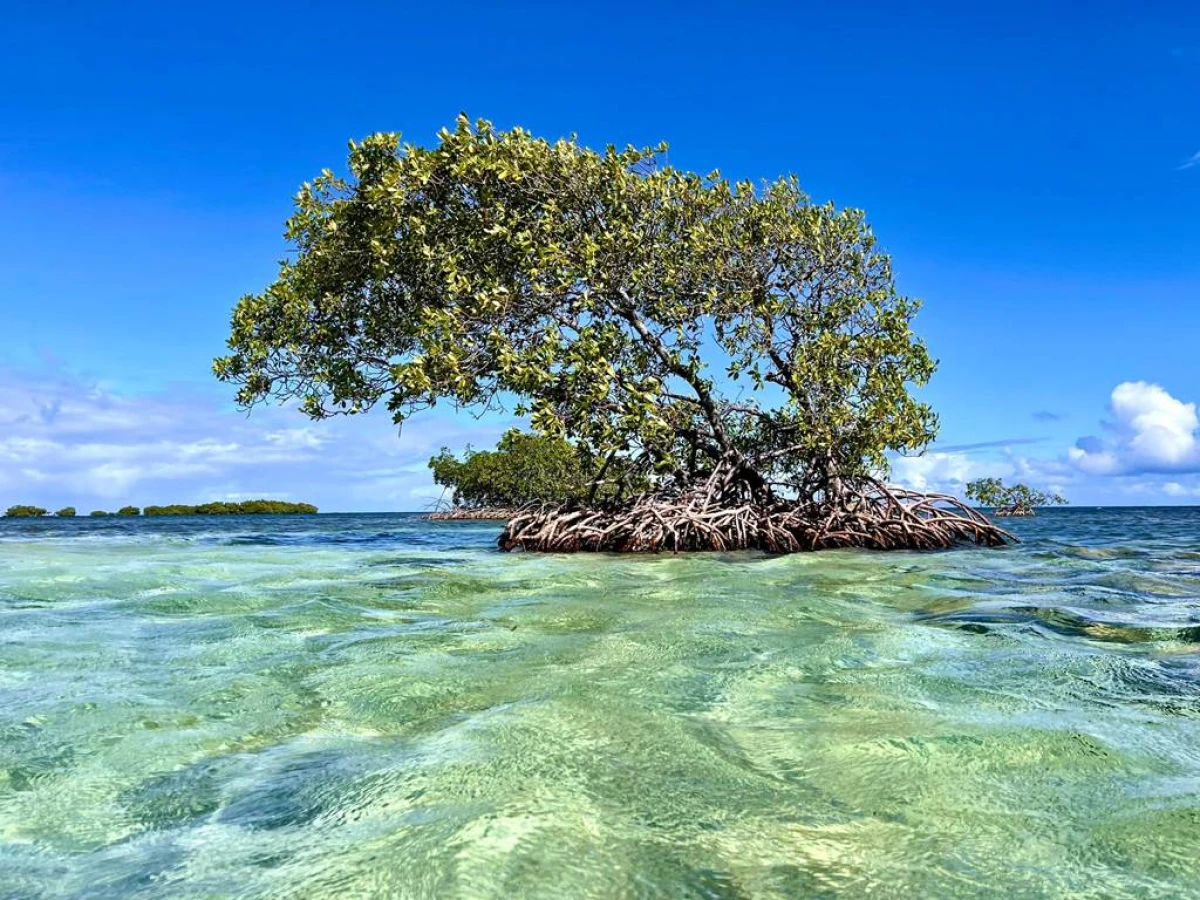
[965, 479, 1066, 516]
[56, 507, 76, 517]
[216, 116, 934, 502]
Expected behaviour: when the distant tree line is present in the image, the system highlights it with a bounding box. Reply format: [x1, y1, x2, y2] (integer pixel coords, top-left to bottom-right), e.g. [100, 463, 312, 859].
[3, 500, 317, 518]
[143, 500, 318, 515]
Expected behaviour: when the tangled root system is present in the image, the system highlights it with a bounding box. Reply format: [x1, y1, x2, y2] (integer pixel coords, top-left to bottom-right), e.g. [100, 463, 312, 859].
[498, 482, 1013, 553]
[429, 507, 518, 521]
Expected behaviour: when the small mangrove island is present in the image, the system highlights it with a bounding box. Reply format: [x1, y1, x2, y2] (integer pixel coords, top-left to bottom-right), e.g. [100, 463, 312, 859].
[216, 116, 1014, 553]
[965, 478, 1068, 517]
[4, 506, 49, 518]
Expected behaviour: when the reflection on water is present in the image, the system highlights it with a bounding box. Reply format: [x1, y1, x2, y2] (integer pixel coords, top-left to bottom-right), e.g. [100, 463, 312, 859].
[1, 509, 1199, 898]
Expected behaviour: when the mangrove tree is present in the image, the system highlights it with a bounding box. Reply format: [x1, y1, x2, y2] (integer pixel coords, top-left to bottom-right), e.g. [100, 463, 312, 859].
[216, 117, 1011, 552]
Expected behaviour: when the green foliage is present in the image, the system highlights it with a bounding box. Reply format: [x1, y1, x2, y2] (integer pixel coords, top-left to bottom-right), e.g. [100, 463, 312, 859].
[965, 479, 1067, 514]
[143, 500, 318, 515]
[89, 510, 109, 517]
[116, 506, 140, 516]
[216, 117, 938, 501]
[964, 478, 1003, 507]
[55, 507, 76, 517]
[429, 429, 634, 508]
[4, 505, 48, 518]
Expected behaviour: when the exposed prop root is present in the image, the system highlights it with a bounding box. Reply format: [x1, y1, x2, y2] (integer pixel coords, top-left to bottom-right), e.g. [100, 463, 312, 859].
[992, 507, 1035, 518]
[429, 507, 518, 521]
[498, 483, 1015, 553]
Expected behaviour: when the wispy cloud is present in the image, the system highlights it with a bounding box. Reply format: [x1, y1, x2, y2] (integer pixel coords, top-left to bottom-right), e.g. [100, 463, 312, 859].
[890, 447, 1068, 498]
[931, 437, 1045, 453]
[1163, 481, 1200, 498]
[1032, 410, 1065, 423]
[0, 363, 519, 511]
[1177, 151, 1200, 170]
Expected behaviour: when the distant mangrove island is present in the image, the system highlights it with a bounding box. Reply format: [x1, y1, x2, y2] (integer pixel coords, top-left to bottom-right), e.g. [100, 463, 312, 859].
[3, 500, 318, 518]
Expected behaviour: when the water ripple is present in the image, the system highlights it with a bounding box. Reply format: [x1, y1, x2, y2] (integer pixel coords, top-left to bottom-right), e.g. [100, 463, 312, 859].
[1, 509, 1199, 898]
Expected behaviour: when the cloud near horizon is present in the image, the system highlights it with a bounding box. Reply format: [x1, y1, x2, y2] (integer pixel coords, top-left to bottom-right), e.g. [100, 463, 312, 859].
[889, 446, 1068, 498]
[0, 364, 518, 512]
[1068, 381, 1200, 476]
[889, 450, 995, 493]
[5, 366, 1200, 511]
[891, 381, 1200, 502]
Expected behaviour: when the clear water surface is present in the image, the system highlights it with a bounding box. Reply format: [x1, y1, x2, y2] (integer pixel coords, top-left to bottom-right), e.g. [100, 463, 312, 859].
[1, 509, 1198, 899]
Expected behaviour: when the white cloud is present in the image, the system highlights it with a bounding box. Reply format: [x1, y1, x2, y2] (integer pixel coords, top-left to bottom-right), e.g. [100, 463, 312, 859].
[1160, 480, 1200, 498]
[1177, 150, 1200, 171]
[1164, 482, 1195, 497]
[1068, 381, 1200, 476]
[263, 428, 327, 450]
[890, 441, 1075, 494]
[0, 364, 518, 511]
[890, 451, 990, 492]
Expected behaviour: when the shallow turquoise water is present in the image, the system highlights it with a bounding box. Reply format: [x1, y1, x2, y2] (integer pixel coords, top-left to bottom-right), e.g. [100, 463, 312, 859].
[1, 510, 1199, 898]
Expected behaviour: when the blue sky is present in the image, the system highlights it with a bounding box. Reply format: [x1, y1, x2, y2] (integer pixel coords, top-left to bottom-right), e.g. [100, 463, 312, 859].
[2, 0, 1198, 510]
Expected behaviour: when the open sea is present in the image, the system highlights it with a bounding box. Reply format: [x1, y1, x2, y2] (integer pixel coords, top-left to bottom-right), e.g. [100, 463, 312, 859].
[1, 509, 1198, 899]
